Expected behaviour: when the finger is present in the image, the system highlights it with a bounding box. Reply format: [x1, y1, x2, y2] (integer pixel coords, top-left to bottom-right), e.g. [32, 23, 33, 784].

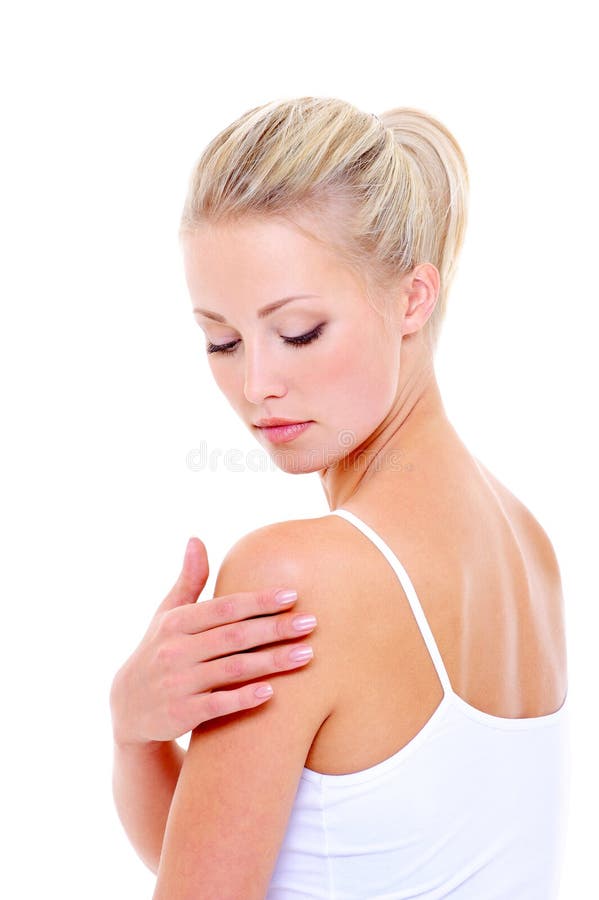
[177, 586, 298, 634]
[191, 607, 317, 663]
[157, 537, 209, 613]
[183, 613, 318, 687]
[193, 681, 277, 725]
[194, 640, 315, 693]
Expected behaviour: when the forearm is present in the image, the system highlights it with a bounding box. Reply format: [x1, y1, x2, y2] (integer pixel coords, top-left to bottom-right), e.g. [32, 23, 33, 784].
[112, 737, 185, 874]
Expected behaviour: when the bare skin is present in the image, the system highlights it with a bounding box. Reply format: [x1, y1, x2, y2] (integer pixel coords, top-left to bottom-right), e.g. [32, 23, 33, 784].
[303, 403, 568, 776]
[109, 536, 317, 872]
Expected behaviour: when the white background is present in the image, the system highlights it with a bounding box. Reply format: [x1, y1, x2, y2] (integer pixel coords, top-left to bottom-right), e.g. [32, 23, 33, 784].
[1, 1, 596, 897]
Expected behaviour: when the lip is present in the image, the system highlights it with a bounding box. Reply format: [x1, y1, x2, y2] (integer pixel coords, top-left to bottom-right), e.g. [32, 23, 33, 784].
[254, 417, 308, 427]
[255, 420, 314, 444]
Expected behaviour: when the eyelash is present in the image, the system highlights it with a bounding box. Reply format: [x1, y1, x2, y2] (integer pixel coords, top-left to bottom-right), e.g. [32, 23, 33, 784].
[206, 324, 325, 355]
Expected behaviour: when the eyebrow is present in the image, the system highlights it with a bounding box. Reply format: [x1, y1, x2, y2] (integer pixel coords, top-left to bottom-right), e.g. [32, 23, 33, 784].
[192, 294, 319, 323]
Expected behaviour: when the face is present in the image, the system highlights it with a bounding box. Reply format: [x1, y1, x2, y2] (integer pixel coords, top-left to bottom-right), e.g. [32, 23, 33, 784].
[182, 213, 404, 474]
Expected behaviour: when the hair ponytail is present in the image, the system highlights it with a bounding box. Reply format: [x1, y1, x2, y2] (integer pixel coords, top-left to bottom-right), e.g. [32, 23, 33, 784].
[379, 107, 469, 350]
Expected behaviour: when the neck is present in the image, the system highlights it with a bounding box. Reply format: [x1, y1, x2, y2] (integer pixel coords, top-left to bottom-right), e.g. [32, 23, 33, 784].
[319, 357, 452, 511]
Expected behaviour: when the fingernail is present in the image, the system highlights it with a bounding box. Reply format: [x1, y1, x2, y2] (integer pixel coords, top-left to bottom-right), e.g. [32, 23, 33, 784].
[293, 614, 317, 632]
[289, 645, 313, 662]
[275, 589, 298, 605]
[255, 684, 273, 698]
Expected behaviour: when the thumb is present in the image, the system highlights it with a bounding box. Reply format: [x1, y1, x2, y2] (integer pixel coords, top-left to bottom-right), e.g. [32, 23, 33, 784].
[158, 537, 209, 612]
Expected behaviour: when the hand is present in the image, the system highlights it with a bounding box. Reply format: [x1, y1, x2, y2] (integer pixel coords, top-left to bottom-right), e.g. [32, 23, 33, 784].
[109, 537, 317, 747]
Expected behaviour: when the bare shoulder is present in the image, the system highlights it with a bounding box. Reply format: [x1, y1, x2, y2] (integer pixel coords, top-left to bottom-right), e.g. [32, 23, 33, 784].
[215, 514, 354, 708]
[474, 457, 563, 586]
[219, 514, 349, 595]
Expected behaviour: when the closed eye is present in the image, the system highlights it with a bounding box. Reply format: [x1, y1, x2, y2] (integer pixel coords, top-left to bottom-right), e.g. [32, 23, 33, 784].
[206, 323, 326, 355]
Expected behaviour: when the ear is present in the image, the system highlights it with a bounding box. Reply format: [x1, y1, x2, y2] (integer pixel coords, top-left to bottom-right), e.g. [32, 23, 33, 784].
[399, 263, 440, 337]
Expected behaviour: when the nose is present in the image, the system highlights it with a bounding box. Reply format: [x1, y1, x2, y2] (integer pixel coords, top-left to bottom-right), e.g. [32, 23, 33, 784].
[243, 347, 288, 405]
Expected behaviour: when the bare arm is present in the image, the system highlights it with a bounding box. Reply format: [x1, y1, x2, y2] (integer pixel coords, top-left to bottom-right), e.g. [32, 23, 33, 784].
[109, 536, 317, 872]
[111, 730, 185, 874]
[152, 523, 335, 898]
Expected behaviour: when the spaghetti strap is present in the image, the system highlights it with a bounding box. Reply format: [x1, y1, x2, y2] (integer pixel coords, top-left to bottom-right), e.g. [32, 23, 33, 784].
[330, 508, 454, 697]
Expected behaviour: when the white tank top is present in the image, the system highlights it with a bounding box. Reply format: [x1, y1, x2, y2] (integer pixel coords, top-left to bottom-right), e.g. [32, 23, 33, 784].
[266, 508, 571, 899]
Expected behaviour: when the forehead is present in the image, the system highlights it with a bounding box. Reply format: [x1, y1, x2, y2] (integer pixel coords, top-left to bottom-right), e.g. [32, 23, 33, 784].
[181, 214, 364, 309]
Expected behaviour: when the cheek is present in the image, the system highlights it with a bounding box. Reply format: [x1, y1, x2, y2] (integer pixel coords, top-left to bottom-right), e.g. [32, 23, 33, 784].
[319, 332, 398, 428]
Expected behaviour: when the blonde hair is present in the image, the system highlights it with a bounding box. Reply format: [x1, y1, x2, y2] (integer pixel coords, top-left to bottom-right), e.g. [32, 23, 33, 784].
[179, 96, 469, 353]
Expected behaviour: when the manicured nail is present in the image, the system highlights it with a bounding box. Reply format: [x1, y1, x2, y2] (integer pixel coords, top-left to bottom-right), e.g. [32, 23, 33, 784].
[255, 684, 273, 698]
[289, 646, 313, 662]
[275, 589, 298, 605]
[293, 614, 317, 632]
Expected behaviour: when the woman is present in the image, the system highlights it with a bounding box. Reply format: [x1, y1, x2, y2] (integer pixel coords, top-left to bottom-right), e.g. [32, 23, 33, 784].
[114, 97, 570, 898]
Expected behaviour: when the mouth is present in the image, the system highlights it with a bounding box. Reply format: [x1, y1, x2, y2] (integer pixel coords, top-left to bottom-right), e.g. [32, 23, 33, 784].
[254, 420, 314, 444]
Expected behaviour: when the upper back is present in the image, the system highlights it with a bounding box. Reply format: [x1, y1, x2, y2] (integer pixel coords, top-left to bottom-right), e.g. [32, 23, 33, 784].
[303, 440, 568, 775]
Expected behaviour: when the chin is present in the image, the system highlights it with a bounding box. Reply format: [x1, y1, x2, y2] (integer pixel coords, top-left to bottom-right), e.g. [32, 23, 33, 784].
[267, 452, 324, 475]
[267, 443, 349, 476]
